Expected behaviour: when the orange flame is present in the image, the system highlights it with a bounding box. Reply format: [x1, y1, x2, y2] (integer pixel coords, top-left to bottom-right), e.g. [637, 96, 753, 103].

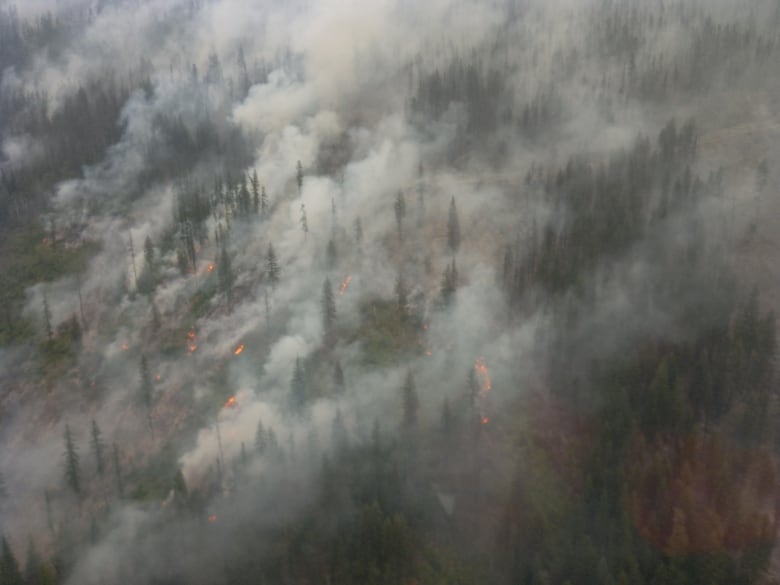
[207, 263, 215, 273]
[121, 343, 129, 351]
[155, 374, 161, 382]
[481, 416, 490, 425]
[233, 343, 245, 356]
[208, 514, 217, 522]
[425, 350, 433, 356]
[187, 331, 197, 353]
[474, 357, 492, 395]
[339, 275, 352, 294]
[223, 396, 237, 409]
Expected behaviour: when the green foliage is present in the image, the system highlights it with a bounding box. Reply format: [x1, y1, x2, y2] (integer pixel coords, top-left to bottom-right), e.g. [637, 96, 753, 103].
[354, 299, 424, 366]
[0, 225, 97, 345]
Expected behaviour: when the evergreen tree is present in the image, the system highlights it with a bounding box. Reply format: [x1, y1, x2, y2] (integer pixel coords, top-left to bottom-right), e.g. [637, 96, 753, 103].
[354, 217, 363, 247]
[321, 278, 336, 336]
[140, 355, 154, 417]
[440, 259, 458, 305]
[260, 185, 269, 218]
[0, 536, 22, 585]
[90, 419, 105, 476]
[290, 357, 307, 414]
[42, 295, 52, 342]
[218, 242, 234, 308]
[63, 424, 80, 496]
[24, 539, 43, 585]
[441, 397, 453, 434]
[266, 244, 280, 287]
[395, 272, 408, 314]
[300, 204, 309, 237]
[255, 419, 268, 454]
[394, 191, 406, 239]
[326, 239, 337, 270]
[331, 409, 349, 453]
[173, 468, 188, 502]
[238, 174, 251, 217]
[447, 196, 461, 254]
[112, 443, 124, 499]
[402, 371, 419, 429]
[296, 160, 303, 194]
[333, 361, 345, 393]
[143, 235, 154, 270]
[250, 170, 260, 215]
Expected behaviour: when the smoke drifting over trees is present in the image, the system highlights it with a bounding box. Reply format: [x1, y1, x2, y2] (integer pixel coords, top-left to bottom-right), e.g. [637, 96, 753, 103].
[1, 0, 780, 583]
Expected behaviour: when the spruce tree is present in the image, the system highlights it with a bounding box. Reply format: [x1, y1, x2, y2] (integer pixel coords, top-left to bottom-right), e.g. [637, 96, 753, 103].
[113, 443, 124, 498]
[402, 371, 419, 429]
[250, 169, 260, 214]
[90, 419, 105, 476]
[255, 420, 268, 453]
[260, 185, 269, 218]
[143, 236, 154, 270]
[326, 239, 337, 270]
[300, 204, 309, 237]
[395, 272, 408, 314]
[296, 160, 303, 194]
[394, 191, 406, 240]
[42, 295, 52, 342]
[0, 536, 22, 585]
[140, 355, 154, 417]
[266, 244, 280, 287]
[63, 424, 80, 496]
[333, 361, 345, 393]
[218, 242, 234, 304]
[290, 357, 307, 414]
[321, 278, 336, 336]
[447, 196, 461, 254]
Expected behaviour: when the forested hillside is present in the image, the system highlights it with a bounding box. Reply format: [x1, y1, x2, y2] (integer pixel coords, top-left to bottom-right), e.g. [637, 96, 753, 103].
[1, 1, 780, 584]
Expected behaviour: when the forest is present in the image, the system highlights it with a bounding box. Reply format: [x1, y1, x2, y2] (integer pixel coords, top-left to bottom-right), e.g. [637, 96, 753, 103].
[1, 0, 780, 584]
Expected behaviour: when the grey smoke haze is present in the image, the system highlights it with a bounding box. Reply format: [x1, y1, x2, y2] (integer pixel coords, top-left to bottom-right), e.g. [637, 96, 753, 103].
[0, 0, 777, 582]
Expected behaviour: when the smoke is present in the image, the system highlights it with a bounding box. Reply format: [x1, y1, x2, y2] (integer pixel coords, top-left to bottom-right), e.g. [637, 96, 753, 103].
[0, 0, 777, 581]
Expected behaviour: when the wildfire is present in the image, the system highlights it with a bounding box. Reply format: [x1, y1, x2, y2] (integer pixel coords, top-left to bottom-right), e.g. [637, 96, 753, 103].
[474, 357, 492, 395]
[208, 514, 217, 523]
[233, 343, 245, 356]
[481, 416, 490, 425]
[425, 349, 433, 356]
[207, 263, 215, 273]
[339, 275, 352, 294]
[223, 396, 238, 409]
[121, 343, 129, 351]
[155, 374, 161, 382]
[187, 331, 197, 353]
